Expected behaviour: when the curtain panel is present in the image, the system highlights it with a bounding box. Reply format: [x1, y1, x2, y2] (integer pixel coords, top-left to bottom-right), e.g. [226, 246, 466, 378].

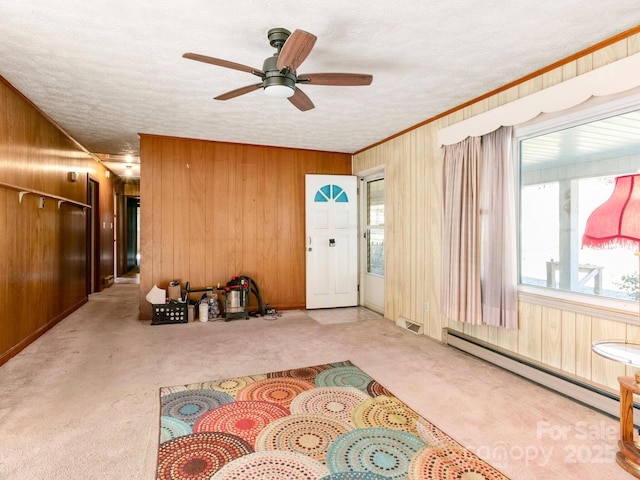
[441, 126, 518, 328]
[480, 126, 518, 329]
[441, 136, 483, 325]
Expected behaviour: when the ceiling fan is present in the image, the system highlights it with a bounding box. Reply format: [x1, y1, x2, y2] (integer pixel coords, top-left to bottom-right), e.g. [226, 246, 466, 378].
[183, 28, 373, 111]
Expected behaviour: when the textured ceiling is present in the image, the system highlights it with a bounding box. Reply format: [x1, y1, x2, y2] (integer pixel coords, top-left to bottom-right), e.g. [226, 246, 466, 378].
[1, 1, 639, 178]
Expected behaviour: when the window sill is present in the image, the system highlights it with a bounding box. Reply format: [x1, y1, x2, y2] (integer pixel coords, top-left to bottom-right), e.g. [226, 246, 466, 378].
[518, 285, 639, 325]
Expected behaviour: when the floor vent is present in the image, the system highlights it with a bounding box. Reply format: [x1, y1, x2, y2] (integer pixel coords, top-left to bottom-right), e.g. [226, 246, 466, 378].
[443, 328, 639, 424]
[396, 317, 424, 335]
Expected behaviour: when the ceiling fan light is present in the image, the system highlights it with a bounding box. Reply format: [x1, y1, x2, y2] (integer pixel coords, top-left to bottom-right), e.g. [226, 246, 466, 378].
[264, 84, 294, 98]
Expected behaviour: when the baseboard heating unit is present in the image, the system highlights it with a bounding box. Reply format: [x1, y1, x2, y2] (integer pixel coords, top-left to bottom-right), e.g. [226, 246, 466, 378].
[442, 328, 639, 425]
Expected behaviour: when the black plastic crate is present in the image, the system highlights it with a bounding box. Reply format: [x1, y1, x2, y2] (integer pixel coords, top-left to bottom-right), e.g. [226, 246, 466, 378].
[151, 302, 188, 325]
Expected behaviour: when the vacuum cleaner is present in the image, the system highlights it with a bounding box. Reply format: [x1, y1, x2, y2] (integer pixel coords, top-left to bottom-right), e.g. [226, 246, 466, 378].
[223, 275, 267, 321]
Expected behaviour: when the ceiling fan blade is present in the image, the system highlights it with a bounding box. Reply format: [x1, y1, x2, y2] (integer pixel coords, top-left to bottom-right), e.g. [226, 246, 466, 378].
[214, 83, 263, 101]
[288, 87, 314, 111]
[183, 53, 264, 77]
[297, 73, 373, 86]
[277, 30, 317, 72]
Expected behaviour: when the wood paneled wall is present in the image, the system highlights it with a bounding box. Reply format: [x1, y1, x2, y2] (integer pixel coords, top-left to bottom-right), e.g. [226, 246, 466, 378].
[138, 134, 351, 319]
[353, 31, 640, 392]
[0, 76, 116, 365]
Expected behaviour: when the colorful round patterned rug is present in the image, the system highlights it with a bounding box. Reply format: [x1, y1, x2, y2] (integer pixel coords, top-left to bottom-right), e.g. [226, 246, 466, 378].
[157, 431, 253, 480]
[160, 416, 192, 443]
[408, 444, 510, 480]
[210, 450, 329, 479]
[157, 363, 510, 480]
[290, 387, 371, 425]
[366, 380, 394, 398]
[321, 473, 393, 480]
[255, 413, 353, 463]
[326, 427, 426, 480]
[161, 389, 235, 426]
[188, 374, 268, 397]
[268, 364, 333, 382]
[415, 417, 454, 446]
[352, 395, 420, 435]
[193, 400, 289, 447]
[236, 377, 315, 408]
[315, 366, 374, 392]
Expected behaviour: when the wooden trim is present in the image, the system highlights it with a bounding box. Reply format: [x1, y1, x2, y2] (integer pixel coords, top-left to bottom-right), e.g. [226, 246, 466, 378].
[355, 25, 640, 155]
[0, 297, 88, 367]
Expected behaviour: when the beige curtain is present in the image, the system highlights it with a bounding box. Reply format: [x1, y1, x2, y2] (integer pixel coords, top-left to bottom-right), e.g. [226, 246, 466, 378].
[441, 126, 518, 328]
[441, 136, 483, 325]
[480, 126, 518, 329]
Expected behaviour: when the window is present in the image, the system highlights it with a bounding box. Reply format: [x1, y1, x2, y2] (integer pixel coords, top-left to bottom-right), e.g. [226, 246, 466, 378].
[517, 102, 640, 304]
[365, 177, 384, 276]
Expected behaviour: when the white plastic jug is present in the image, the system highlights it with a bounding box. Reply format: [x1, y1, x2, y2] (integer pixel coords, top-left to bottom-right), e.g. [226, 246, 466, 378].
[198, 302, 208, 322]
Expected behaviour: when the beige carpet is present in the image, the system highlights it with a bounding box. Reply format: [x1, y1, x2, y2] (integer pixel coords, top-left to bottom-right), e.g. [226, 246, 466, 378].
[0, 283, 628, 479]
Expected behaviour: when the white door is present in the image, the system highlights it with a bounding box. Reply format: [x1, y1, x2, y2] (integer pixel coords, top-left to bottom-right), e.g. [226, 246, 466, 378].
[360, 173, 385, 314]
[305, 174, 358, 309]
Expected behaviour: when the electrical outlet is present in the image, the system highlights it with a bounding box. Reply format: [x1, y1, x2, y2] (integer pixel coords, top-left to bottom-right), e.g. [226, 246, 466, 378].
[424, 302, 429, 312]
